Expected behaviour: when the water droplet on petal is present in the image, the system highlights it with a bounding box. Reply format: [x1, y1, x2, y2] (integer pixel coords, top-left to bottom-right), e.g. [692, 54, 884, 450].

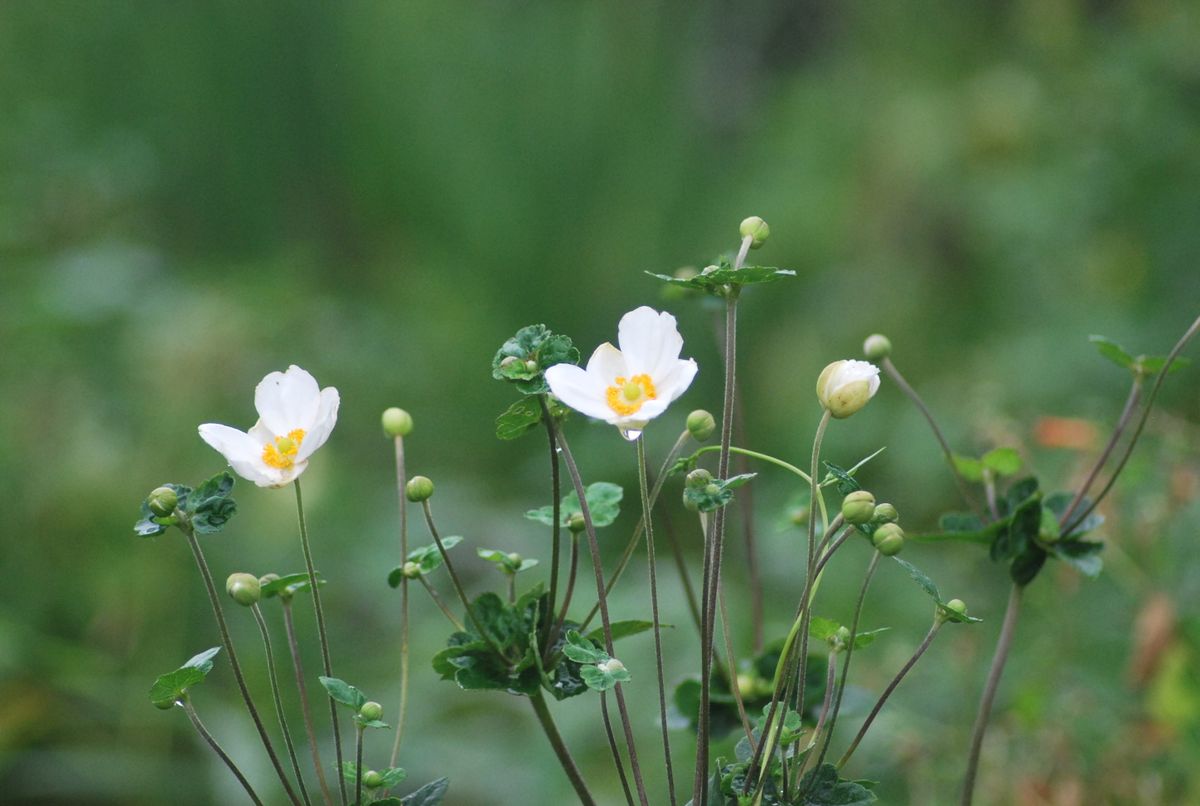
[618, 427, 642, 442]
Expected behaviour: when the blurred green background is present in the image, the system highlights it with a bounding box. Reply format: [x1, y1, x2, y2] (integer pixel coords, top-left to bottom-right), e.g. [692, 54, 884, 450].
[2, 1, 1199, 803]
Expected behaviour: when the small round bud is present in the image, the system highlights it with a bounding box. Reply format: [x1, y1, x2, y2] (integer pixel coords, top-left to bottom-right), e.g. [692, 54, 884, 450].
[686, 409, 717, 442]
[862, 334, 892, 361]
[704, 483, 721, 496]
[402, 561, 422, 579]
[406, 475, 434, 502]
[358, 701, 384, 722]
[362, 770, 384, 789]
[686, 469, 713, 489]
[381, 407, 414, 438]
[872, 523, 905, 556]
[789, 505, 809, 527]
[831, 626, 852, 650]
[506, 552, 522, 566]
[524, 359, 539, 373]
[499, 355, 520, 372]
[147, 486, 178, 517]
[598, 657, 626, 675]
[257, 573, 280, 599]
[841, 490, 876, 525]
[226, 573, 261, 606]
[873, 503, 899, 524]
[567, 513, 586, 533]
[945, 598, 967, 616]
[683, 492, 699, 512]
[736, 673, 757, 698]
[739, 216, 770, 249]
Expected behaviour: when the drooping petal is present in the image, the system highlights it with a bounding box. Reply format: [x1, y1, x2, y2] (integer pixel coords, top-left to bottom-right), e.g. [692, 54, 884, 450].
[585, 342, 628, 383]
[255, 365, 322, 435]
[617, 307, 684, 379]
[198, 423, 281, 487]
[545, 363, 614, 421]
[296, 387, 340, 461]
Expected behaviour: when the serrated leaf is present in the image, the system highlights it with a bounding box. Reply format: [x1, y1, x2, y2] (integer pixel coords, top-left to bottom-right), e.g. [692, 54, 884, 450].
[645, 263, 797, 296]
[683, 473, 757, 513]
[562, 630, 606, 664]
[892, 557, 942, 602]
[580, 661, 631, 691]
[404, 536, 463, 576]
[495, 396, 544, 440]
[189, 472, 237, 534]
[527, 481, 624, 528]
[1051, 539, 1104, 578]
[982, 447, 1022, 477]
[809, 617, 841, 641]
[821, 462, 861, 495]
[1010, 545, 1048, 586]
[797, 763, 878, 805]
[492, 325, 580, 395]
[262, 571, 324, 598]
[319, 676, 367, 710]
[380, 767, 408, 788]
[1090, 335, 1135, 369]
[149, 647, 221, 708]
[584, 620, 657, 645]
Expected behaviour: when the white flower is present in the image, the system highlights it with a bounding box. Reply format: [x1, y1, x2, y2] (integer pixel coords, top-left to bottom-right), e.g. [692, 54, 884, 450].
[544, 306, 698, 439]
[198, 365, 340, 488]
[816, 359, 880, 419]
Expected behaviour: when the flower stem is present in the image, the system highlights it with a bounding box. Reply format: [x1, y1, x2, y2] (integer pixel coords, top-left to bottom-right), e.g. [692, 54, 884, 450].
[281, 599, 335, 806]
[292, 480, 348, 806]
[388, 434, 411, 770]
[181, 522, 302, 806]
[660, 502, 703, 635]
[252, 604, 313, 806]
[551, 422, 650, 806]
[419, 575, 465, 631]
[960, 583, 1022, 806]
[530, 689, 597, 806]
[1065, 313, 1200, 535]
[600, 691, 635, 806]
[637, 435, 677, 806]
[838, 620, 942, 769]
[694, 290, 739, 805]
[420, 500, 503, 657]
[718, 578, 753, 746]
[579, 429, 691, 632]
[686, 445, 811, 482]
[354, 725, 364, 806]
[181, 697, 265, 806]
[550, 533, 581, 649]
[881, 357, 984, 518]
[1057, 379, 1141, 531]
[540, 396, 564, 654]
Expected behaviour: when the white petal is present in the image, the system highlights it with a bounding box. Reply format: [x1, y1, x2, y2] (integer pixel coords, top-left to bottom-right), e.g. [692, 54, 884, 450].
[654, 358, 699, 404]
[198, 423, 279, 486]
[617, 307, 684, 379]
[545, 364, 615, 422]
[255, 365, 322, 435]
[585, 342, 628, 383]
[297, 387, 340, 461]
[248, 419, 274, 445]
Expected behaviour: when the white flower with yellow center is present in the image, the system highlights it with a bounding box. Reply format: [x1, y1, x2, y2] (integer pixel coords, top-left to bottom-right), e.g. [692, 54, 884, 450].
[816, 359, 880, 419]
[198, 365, 339, 488]
[545, 306, 698, 440]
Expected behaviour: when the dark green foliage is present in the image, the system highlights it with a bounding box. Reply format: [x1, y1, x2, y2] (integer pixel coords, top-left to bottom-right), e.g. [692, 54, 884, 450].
[491, 325, 579, 395]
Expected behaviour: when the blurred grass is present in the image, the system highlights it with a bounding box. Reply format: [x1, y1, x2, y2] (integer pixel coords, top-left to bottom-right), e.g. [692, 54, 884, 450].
[1, 1, 1199, 803]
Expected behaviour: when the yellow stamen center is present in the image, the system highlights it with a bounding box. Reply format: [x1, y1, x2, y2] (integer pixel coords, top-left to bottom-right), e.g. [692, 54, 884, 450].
[605, 374, 657, 417]
[262, 429, 306, 469]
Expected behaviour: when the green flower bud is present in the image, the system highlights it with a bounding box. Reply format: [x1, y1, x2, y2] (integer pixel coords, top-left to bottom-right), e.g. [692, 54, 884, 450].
[686, 469, 713, 489]
[406, 475, 434, 502]
[945, 598, 967, 616]
[686, 409, 717, 442]
[841, 490, 876, 525]
[872, 523, 905, 556]
[739, 216, 770, 249]
[831, 626, 852, 650]
[524, 359, 539, 373]
[789, 505, 809, 527]
[499, 355, 521, 372]
[226, 573, 261, 606]
[567, 513, 586, 533]
[598, 657, 626, 675]
[381, 407, 414, 438]
[873, 503, 899, 523]
[506, 552, 522, 567]
[362, 770, 384, 789]
[257, 573, 281, 599]
[358, 701, 384, 722]
[402, 561, 422, 579]
[704, 483, 721, 496]
[683, 491, 699, 512]
[147, 486, 178, 517]
[816, 360, 881, 419]
[736, 673, 758, 698]
[862, 334, 892, 361]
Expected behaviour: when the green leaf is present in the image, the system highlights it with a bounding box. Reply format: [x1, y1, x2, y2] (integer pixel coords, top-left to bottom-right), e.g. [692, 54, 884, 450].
[495, 396, 544, 440]
[892, 557, 941, 602]
[318, 676, 367, 710]
[580, 661, 631, 692]
[682, 473, 757, 513]
[850, 628, 889, 649]
[562, 630, 606, 664]
[952, 454, 984, 483]
[1043, 492, 1105, 537]
[1135, 354, 1191, 375]
[401, 536, 463, 577]
[1010, 545, 1048, 586]
[1050, 539, 1104, 578]
[982, 447, 1022, 477]
[134, 482, 191, 537]
[400, 777, 449, 806]
[356, 717, 391, 730]
[380, 767, 408, 789]
[645, 263, 797, 296]
[261, 571, 324, 598]
[492, 324, 580, 395]
[1090, 335, 1135, 369]
[797, 763, 878, 805]
[809, 617, 841, 641]
[585, 620, 657, 645]
[149, 647, 221, 708]
[189, 472, 237, 534]
[526, 481, 624, 528]
[821, 462, 861, 495]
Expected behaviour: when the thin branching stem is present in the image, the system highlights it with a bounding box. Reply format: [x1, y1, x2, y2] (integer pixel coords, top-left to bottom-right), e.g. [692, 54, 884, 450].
[531, 690, 597, 806]
[601, 691, 635, 806]
[388, 434, 411, 770]
[540, 396, 564, 655]
[181, 522, 302, 806]
[182, 697, 265, 806]
[281, 600, 335, 806]
[636, 436, 677, 805]
[252, 604, 312, 806]
[660, 502, 703, 635]
[292, 480, 347, 806]
[1057, 380, 1140, 531]
[420, 501, 503, 657]
[354, 725, 364, 806]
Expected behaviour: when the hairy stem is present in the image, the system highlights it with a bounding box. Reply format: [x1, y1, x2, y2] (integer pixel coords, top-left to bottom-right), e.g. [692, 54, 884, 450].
[419, 575, 465, 631]
[389, 434, 411, 770]
[182, 697, 265, 806]
[292, 480, 347, 806]
[531, 689, 597, 806]
[281, 600, 334, 806]
[252, 604, 312, 806]
[540, 396, 564, 654]
[354, 726, 364, 806]
[1057, 380, 1140, 531]
[960, 584, 1022, 806]
[601, 691, 635, 806]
